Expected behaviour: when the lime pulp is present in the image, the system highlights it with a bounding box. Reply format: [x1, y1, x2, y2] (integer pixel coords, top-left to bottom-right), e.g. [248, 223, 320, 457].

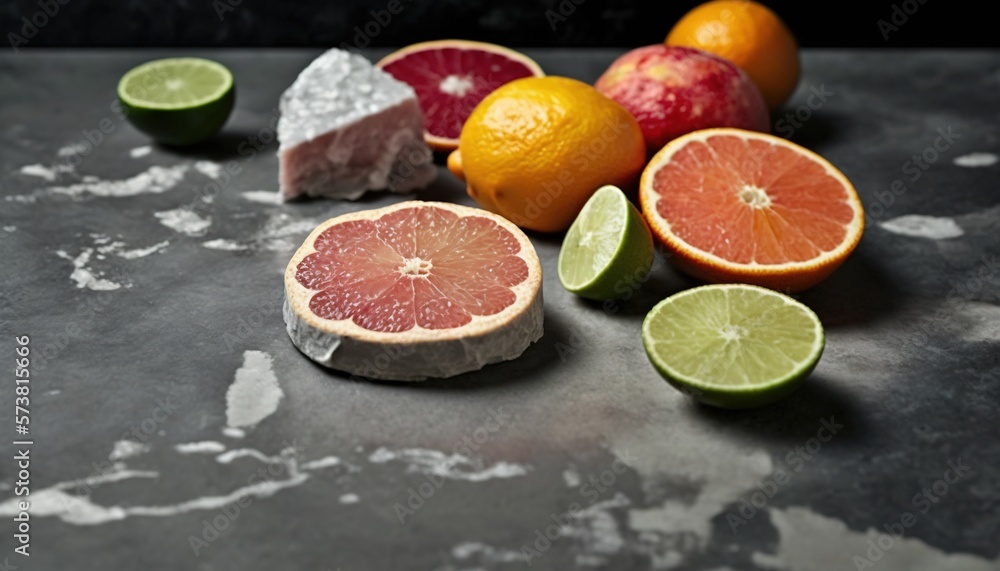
[642, 284, 825, 409]
[558, 185, 654, 300]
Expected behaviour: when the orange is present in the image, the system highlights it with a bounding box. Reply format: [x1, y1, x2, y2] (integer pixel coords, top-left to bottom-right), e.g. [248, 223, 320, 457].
[640, 128, 863, 292]
[448, 76, 646, 233]
[666, 0, 800, 110]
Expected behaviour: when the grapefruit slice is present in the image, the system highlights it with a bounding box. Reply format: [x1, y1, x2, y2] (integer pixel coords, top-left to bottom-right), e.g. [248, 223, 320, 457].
[640, 128, 864, 292]
[376, 40, 544, 151]
[284, 201, 543, 381]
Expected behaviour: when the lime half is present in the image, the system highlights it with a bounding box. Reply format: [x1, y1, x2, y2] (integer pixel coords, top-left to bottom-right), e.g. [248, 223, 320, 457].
[642, 284, 824, 409]
[118, 58, 235, 146]
[558, 185, 654, 300]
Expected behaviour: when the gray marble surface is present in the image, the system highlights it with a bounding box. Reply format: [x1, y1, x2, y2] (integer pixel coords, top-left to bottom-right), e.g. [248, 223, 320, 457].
[0, 49, 998, 571]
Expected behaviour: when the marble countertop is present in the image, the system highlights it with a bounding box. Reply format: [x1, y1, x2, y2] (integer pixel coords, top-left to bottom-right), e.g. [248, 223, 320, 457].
[0, 49, 998, 571]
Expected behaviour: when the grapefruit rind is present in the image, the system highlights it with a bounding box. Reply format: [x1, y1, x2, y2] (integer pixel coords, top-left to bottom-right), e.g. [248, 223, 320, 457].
[642, 284, 824, 409]
[283, 200, 544, 381]
[375, 40, 545, 152]
[639, 128, 864, 292]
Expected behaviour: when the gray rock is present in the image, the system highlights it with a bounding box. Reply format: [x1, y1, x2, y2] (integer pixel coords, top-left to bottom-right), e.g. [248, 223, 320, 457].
[277, 48, 436, 201]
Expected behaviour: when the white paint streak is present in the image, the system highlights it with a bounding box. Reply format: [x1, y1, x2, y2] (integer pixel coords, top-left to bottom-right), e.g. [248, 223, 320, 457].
[109, 440, 150, 461]
[751, 551, 786, 570]
[155, 208, 212, 236]
[49, 164, 191, 198]
[3, 226, 16, 232]
[19, 163, 58, 181]
[562, 495, 630, 566]
[202, 238, 251, 251]
[55, 249, 123, 291]
[0, 445, 311, 527]
[5, 194, 36, 203]
[620, 421, 774, 548]
[57, 142, 88, 157]
[954, 152, 998, 167]
[200, 213, 319, 252]
[193, 161, 223, 179]
[222, 427, 246, 439]
[563, 467, 582, 487]
[225, 351, 283, 429]
[339, 493, 360, 504]
[116, 240, 170, 259]
[368, 447, 529, 481]
[301, 456, 341, 471]
[452, 541, 523, 563]
[952, 301, 1000, 343]
[0, 468, 306, 526]
[769, 507, 999, 570]
[241, 190, 281, 204]
[881, 215, 964, 239]
[129, 145, 152, 158]
[216, 448, 286, 465]
[174, 441, 227, 455]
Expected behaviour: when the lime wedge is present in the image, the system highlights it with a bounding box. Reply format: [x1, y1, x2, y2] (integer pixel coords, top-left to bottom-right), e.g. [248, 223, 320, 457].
[642, 284, 824, 409]
[118, 58, 235, 146]
[558, 185, 654, 300]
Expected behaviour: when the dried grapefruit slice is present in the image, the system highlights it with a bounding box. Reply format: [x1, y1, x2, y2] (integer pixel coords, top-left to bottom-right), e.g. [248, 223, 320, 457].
[284, 201, 543, 380]
[376, 40, 544, 151]
[640, 128, 864, 292]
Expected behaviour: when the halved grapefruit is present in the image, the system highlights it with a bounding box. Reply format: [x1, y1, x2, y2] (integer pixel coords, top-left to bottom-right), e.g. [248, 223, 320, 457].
[640, 128, 864, 292]
[284, 201, 543, 381]
[376, 40, 544, 151]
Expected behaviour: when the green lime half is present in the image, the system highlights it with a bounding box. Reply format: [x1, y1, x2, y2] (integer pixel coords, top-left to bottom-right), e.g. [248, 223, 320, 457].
[118, 58, 235, 146]
[558, 185, 654, 300]
[642, 284, 824, 409]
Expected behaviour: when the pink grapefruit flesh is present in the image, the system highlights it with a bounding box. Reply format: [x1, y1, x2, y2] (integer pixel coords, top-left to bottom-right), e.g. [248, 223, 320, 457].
[376, 40, 544, 151]
[284, 201, 544, 380]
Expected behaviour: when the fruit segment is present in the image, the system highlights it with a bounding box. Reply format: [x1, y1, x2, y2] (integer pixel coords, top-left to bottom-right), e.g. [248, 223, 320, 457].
[277, 49, 436, 201]
[642, 284, 824, 409]
[640, 128, 864, 292]
[284, 201, 544, 381]
[377, 40, 544, 151]
[558, 185, 654, 301]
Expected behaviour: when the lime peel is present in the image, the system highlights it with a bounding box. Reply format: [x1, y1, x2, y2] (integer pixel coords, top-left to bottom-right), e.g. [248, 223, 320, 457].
[642, 283, 824, 409]
[558, 185, 654, 300]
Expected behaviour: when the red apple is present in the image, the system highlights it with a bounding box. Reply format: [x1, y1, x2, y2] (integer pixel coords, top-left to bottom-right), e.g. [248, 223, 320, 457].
[595, 45, 770, 154]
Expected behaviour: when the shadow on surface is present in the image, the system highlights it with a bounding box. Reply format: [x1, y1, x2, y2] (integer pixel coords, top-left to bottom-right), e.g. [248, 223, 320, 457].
[157, 130, 273, 162]
[689, 375, 866, 447]
[798, 251, 901, 328]
[571, 254, 697, 318]
[318, 308, 570, 391]
[773, 109, 840, 151]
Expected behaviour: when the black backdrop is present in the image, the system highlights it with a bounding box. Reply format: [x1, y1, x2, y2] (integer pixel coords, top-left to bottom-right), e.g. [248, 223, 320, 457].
[1, 0, 990, 48]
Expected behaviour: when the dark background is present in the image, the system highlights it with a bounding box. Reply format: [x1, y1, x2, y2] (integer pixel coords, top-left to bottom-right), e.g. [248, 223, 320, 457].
[1, 0, 991, 49]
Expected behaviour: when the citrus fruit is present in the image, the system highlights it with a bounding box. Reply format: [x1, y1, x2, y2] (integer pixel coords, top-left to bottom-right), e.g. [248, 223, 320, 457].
[558, 185, 654, 300]
[376, 40, 544, 152]
[666, 0, 800, 110]
[642, 283, 824, 409]
[117, 58, 235, 146]
[595, 45, 769, 155]
[449, 76, 646, 233]
[640, 128, 863, 292]
[284, 201, 543, 381]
